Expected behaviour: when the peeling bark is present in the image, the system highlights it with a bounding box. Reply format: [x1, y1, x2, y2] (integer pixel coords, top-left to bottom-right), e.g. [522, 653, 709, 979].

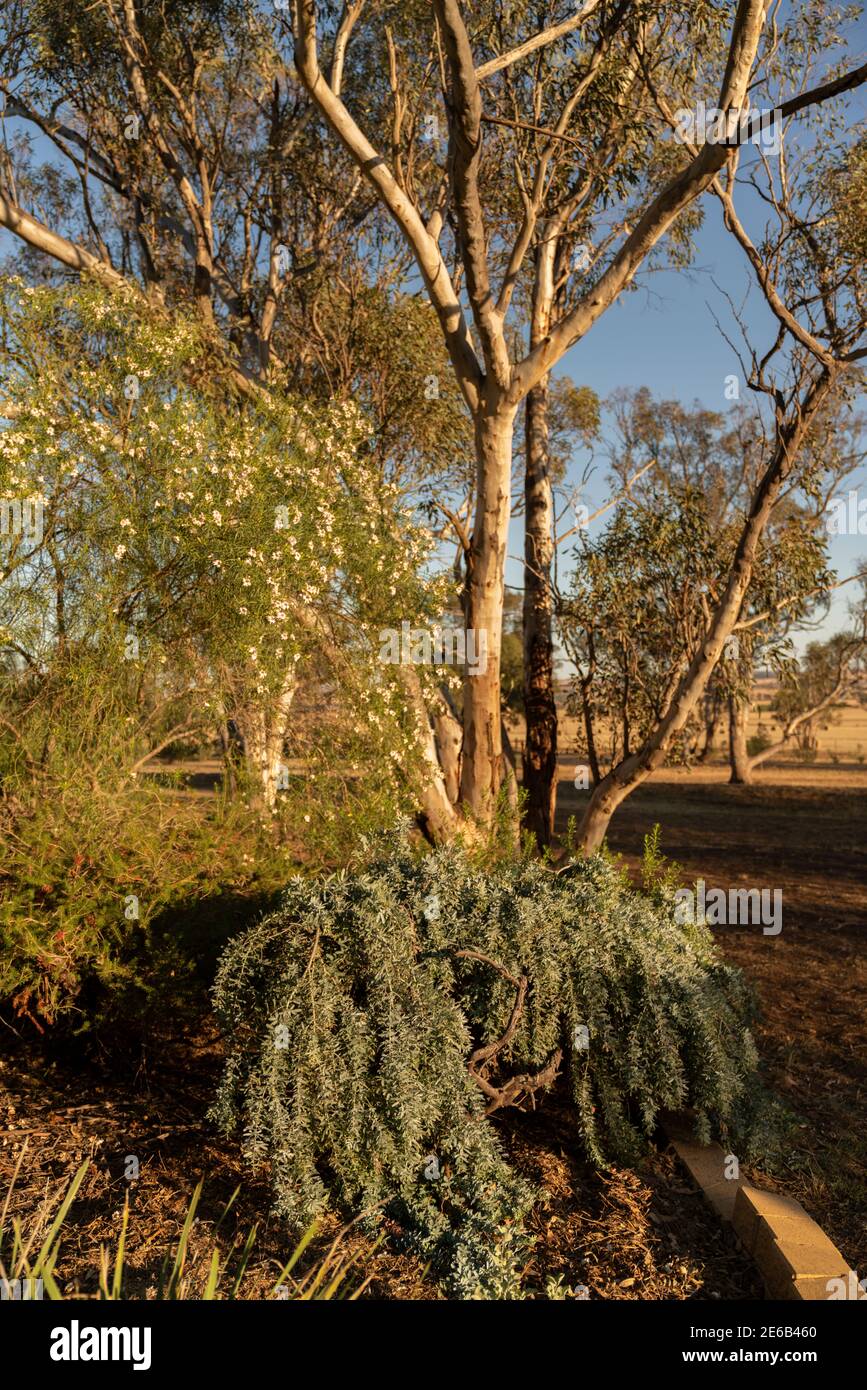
[459, 403, 516, 822]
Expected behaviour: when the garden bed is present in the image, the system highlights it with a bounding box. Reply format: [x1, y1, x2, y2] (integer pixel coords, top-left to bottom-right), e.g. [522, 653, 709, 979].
[0, 1028, 762, 1300]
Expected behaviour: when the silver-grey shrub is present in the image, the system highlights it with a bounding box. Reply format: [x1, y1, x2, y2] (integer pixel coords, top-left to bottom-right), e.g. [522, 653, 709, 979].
[211, 835, 765, 1296]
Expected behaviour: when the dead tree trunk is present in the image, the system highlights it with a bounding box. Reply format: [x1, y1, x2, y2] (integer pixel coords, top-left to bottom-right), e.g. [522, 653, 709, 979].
[522, 376, 558, 847]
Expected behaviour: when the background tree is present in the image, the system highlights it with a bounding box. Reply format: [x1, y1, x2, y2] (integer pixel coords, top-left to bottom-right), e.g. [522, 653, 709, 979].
[738, 610, 867, 782]
[561, 387, 864, 790]
[563, 19, 867, 850]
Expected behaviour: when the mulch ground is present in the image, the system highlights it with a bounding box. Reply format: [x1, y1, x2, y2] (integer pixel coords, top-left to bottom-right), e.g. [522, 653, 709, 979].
[1, 767, 862, 1299]
[0, 1032, 761, 1300]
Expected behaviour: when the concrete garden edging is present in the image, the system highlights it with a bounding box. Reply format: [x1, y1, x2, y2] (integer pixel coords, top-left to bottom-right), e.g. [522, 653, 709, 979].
[662, 1116, 859, 1301]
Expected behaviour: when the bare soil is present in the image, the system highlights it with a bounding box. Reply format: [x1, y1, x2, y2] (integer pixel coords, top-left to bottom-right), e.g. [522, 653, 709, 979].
[0, 1036, 762, 1300]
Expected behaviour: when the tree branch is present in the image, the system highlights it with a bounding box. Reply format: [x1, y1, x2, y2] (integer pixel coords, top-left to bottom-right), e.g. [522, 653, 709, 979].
[0, 193, 128, 289]
[434, 0, 511, 390]
[475, 1, 604, 81]
[291, 0, 482, 411]
[510, 1, 867, 402]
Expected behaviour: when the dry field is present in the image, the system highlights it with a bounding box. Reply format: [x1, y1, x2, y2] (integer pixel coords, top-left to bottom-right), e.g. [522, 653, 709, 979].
[510, 701, 867, 762]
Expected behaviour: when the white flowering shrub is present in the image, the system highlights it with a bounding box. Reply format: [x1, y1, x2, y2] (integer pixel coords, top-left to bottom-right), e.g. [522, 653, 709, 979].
[211, 833, 771, 1297]
[0, 280, 455, 1022]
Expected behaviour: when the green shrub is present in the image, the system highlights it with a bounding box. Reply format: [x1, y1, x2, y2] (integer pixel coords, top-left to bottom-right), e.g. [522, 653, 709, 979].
[211, 832, 768, 1297]
[0, 664, 295, 1030]
[0, 771, 291, 1032]
[747, 733, 770, 758]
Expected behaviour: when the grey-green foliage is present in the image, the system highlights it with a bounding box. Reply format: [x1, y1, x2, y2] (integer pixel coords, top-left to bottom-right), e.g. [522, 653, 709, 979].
[211, 833, 765, 1297]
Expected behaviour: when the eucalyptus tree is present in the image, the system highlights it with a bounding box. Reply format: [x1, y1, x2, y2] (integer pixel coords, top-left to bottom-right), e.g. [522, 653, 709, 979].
[730, 600, 867, 783]
[289, 0, 867, 835]
[558, 391, 859, 786]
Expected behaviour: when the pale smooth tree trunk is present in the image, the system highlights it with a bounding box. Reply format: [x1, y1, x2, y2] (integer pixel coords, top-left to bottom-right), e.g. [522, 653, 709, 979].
[239, 672, 298, 814]
[242, 707, 271, 811]
[728, 695, 752, 784]
[459, 401, 516, 822]
[500, 719, 521, 850]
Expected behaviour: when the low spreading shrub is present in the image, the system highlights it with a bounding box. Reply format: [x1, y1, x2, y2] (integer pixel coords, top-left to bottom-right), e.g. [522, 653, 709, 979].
[212, 832, 770, 1297]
